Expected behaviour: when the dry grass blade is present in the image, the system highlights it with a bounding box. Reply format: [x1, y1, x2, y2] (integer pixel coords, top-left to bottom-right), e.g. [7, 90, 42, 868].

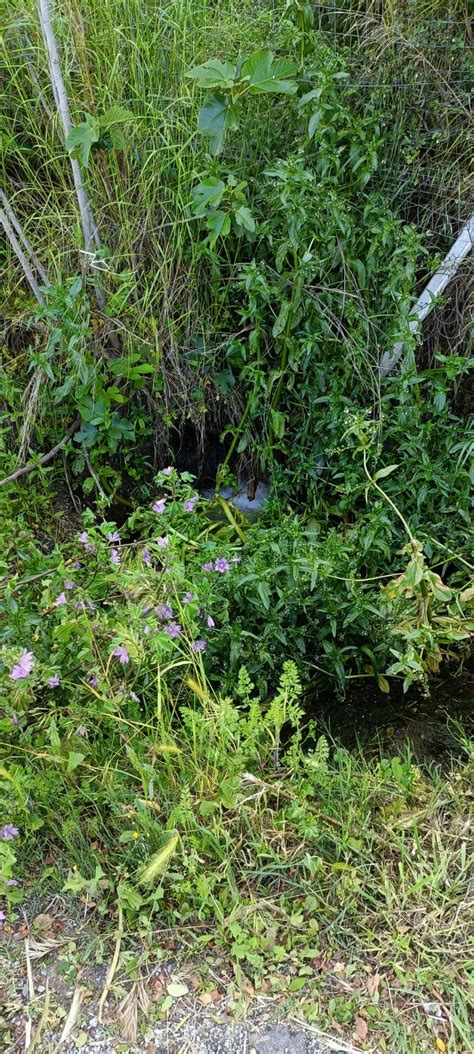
[117, 983, 138, 1043]
[27, 935, 69, 960]
[98, 903, 123, 1023]
[52, 986, 85, 1053]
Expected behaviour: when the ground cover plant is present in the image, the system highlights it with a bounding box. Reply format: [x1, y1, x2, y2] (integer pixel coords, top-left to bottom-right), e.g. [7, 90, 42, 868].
[0, 0, 473, 1051]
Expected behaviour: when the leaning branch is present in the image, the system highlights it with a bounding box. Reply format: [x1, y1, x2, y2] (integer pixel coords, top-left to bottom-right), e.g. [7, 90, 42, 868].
[0, 205, 46, 306]
[380, 213, 474, 377]
[0, 416, 81, 488]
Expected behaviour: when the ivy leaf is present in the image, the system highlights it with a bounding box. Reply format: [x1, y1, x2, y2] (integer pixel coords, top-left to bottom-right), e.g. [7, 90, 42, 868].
[66, 117, 100, 167]
[197, 94, 239, 154]
[205, 209, 231, 246]
[192, 177, 226, 216]
[186, 59, 236, 89]
[240, 50, 297, 94]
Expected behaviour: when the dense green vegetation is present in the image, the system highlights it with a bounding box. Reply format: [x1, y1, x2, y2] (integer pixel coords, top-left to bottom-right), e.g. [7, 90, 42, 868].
[1, 0, 472, 1050]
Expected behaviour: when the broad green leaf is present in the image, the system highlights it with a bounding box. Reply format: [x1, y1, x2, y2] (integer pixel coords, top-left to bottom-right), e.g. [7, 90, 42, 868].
[66, 119, 100, 167]
[373, 464, 398, 481]
[205, 209, 231, 246]
[240, 50, 297, 95]
[191, 177, 226, 216]
[186, 59, 236, 89]
[197, 94, 238, 154]
[270, 409, 285, 439]
[100, 105, 133, 129]
[67, 751, 86, 773]
[233, 205, 255, 232]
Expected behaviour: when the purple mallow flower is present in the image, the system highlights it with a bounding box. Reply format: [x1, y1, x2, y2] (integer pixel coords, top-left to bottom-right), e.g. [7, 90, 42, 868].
[48, 675, 60, 688]
[10, 651, 34, 681]
[1, 825, 19, 841]
[111, 549, 121, 565]
[64, 580, 75, 590]
[130, 692, 140, 703]
[156, 536, 169, 549]
[192, 639, 207, 653]
[7, 879, 18, 887]
[156, 604, 173, 620]
[54, 592, 67, 607]
[162, 466, 173, 476]
[206, 615, 215, 628]
[107, 530, 121, 543]
[78, 531, 95, 553]
[164, 621, 181, 638]
[214, 557, 230, 573]
[142, 550, 152, 565]
[87, 674, 98, 688]
[202, 562, 214, 571]
[232, 554, 242, 564]
[74, 561, 82, 570]
[12, 713, 19, 725]
[153, 498, 166, 514]
[183, 497, 198, 512]
[113, 645, 130, 664]
[182, 592, 195, 605]
[0, 911, 6, 925]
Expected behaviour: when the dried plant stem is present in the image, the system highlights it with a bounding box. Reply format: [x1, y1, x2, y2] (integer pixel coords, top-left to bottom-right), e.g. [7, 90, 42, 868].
[0, 205, 46, 306]
[0, 416, 81, 488]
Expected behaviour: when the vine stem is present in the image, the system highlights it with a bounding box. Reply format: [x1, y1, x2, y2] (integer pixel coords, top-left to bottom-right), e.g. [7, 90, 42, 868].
[362, 448, 416, 546]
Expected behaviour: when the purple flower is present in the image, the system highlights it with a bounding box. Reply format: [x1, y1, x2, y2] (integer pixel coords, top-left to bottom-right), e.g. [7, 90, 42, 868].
[156, 604, 173, 620]
[12, 713, 19, 725]
[74, 561, 82, 570]
[1, 825, 19, 841]
[232, 555, 242, 564]
[156, 536, 169, 549]
[0, 911, 6, 925]
[78, 531, 95, 553]
[64, 580, 75, 591]
[87, 601, 95, 613]
[143, 624, 150, 635]
[202, 562, 214, 571]
[48, 675, 60, 688]
[75, 599, 86, 612]
[130, 692, 140, 703]
[54, 592, 67, 607]
[113, 645, 130, 664]
[162, 466, 173, 476]
[87, 674, 98, 688]
[111, 549, 121, 566]
[192, 639, 207, 653]
[142, 550, 152, 565]
[7, 879, 18, 887]
[153, 498, 166, 514]
[206, 615, 215, 628]
[164, 621, 181, 638]
[10, 651, 35, 681]
[182, 592, 195, 605]
[107, 530, 121, 543]
[183, 497, 198, 512]
[214, 557, 230, 573]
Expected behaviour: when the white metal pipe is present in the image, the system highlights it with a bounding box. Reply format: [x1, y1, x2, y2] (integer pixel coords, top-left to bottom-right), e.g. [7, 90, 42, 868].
[380, 213, 474, 377]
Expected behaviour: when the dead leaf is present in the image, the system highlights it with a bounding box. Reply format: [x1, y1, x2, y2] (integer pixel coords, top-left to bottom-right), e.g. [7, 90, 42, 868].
[198, 992, 213, 1005]
[367, 972, 381, 997]
[355, 1015, 368, 1041]
[166, 981, 188, 998]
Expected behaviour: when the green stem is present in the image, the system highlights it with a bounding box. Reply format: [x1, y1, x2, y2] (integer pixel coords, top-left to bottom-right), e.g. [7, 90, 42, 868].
[362, 448, 416, 546]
